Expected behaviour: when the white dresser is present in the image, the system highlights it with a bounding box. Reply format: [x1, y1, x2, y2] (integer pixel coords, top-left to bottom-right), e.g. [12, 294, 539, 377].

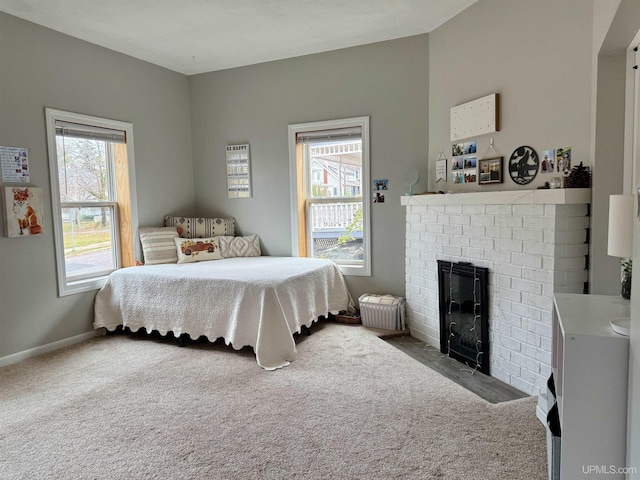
[550, 293, 630, 479]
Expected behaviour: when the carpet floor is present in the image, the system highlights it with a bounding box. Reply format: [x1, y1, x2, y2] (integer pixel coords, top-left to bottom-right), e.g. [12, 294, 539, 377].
[0, 321, 547, 480]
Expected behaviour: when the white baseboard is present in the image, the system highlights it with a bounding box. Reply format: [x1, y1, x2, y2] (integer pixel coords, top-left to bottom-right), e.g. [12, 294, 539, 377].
[0, 331, 97, 368]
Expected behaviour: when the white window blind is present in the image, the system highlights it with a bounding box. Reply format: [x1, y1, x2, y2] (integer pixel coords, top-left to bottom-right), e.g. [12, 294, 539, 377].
[55, 120, 126, 144]
[296, 126, 362, 144]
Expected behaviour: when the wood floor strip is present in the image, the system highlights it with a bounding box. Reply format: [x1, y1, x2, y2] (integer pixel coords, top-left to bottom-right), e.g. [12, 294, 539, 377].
[382, 334, 528, 404]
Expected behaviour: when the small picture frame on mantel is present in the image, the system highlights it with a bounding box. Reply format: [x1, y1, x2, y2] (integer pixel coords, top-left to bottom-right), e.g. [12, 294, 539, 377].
[478, 156, 503, 185]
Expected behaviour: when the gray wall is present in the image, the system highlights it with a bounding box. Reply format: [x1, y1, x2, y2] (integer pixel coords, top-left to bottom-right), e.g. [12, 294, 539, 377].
[427, 0, 622, 295]
[591, 52, 628, 295]
[591, 0, 640, 296]
[599, 0, 640, 474]
[590, 2, 640, 473]
[428, 0, 594, 194]
[0, 13, 195, 359]
[188, 35, 429, 301]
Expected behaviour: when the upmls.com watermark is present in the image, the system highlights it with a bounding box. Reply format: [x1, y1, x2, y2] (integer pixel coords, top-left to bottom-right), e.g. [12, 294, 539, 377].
[582, 465, 638, 475]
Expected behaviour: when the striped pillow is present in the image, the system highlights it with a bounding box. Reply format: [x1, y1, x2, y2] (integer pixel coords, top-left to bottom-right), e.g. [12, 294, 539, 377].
[139, 226, 179, 265]
[164, 215, 235, 238]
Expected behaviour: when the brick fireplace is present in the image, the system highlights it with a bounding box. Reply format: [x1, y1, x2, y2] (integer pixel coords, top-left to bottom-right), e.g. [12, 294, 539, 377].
[401, 189, 591, 395]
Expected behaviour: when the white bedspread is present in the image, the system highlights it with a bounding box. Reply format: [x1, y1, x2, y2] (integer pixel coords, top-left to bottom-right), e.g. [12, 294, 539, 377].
[94, 257, 352, 370]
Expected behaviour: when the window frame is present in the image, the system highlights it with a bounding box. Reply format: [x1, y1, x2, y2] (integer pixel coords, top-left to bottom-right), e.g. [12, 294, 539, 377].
[288, 116, 371, 276]
[45, 108, 139, 296]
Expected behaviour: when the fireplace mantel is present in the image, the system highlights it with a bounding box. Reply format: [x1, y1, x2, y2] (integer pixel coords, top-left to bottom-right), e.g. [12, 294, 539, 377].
[400, 188, 590, 207]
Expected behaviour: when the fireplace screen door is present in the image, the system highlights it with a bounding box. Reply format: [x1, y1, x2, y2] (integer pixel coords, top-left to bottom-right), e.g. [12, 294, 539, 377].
[437, 260, 490, 374]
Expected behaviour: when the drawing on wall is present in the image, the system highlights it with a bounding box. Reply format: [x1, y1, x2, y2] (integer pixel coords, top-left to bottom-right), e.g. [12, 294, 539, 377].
[4, 186, 44, 237]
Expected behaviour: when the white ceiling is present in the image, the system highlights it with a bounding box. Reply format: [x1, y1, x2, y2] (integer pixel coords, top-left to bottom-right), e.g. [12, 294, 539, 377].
[0, 0, 477, 75]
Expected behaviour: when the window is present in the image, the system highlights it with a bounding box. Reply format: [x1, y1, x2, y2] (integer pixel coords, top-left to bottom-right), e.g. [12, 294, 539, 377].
[45, 109, 138, 296]
[288, 117, 371, 276]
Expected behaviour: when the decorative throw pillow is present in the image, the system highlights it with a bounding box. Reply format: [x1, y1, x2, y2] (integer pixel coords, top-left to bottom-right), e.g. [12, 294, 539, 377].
[139, 226, 179, 265]
[174, 236, 223, 264]
[164, 215, 235, 238]
[218, 234, 262, 258]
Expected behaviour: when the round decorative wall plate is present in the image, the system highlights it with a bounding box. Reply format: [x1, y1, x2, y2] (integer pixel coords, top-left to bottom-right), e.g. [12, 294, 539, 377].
[508, 146, 539, 185]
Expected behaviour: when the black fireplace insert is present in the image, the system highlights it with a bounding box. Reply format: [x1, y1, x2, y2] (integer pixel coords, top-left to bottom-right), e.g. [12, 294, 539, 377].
[437, 260, 489, 374]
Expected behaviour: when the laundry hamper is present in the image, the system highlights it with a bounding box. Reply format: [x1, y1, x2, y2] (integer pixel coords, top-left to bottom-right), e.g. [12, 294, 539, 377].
[358, 294, 406, 330]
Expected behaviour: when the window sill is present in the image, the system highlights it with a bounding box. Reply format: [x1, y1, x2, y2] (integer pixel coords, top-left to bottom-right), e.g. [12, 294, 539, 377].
[339, 264, 371, 277]
[59, 275, 109, 297]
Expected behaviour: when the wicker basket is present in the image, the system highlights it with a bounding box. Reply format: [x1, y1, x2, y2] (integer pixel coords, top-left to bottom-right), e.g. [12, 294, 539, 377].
[334, 313, 361, 324]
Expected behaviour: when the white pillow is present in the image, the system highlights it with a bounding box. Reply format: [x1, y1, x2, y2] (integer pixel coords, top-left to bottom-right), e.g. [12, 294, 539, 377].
[219, 234, 261, 258]
[174, 236, 223, 264]
[139, 226, 179, 265]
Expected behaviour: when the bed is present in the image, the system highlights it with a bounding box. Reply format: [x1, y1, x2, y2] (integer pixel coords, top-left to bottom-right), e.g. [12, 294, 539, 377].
[94, 256, 353, 370]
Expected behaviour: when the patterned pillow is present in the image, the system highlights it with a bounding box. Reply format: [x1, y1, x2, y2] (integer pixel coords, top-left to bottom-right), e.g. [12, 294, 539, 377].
[139, 226, 179, 265]
[219, 235, 261, 258]
[164, 215, 235, 238]
[174, 236, 223, 264]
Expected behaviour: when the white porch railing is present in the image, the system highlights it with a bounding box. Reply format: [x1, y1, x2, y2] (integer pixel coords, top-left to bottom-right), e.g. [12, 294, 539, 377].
[310, 202, 361, 230]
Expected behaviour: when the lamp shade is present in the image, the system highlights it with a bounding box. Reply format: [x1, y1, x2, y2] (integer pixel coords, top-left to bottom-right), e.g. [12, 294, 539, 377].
[607, 194, 634, 258]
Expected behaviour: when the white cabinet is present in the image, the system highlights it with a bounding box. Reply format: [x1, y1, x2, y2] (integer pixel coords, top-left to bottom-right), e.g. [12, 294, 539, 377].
[552, 294, 630, 479]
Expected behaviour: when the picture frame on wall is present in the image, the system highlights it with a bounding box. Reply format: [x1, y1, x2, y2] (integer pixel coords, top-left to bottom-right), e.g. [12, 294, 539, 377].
[4, 186, 44, 237]
[226, 144, 252, 198]
[478, 156, 503, 185]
